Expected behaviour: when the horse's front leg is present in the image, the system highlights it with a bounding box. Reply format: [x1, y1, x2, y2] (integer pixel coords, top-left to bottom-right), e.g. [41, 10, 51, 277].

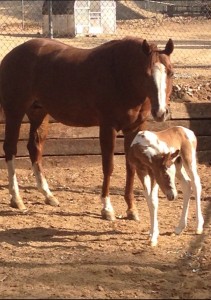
[124, 132, 140, 221]
[124, 159, 139, 220]
[27, 110, 59, 207]
[4, 113, 27, 211]
[99, 125, 117, 221]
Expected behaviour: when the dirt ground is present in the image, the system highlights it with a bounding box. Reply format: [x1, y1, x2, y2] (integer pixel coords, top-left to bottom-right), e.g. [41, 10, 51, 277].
[0, 4, 211, 298]
[0, 72, 211, 298]
[0, 154, 210, 299]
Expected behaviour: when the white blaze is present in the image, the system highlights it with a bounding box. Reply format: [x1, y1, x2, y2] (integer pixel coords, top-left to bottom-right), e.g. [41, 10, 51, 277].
[152, 62, 167, 117]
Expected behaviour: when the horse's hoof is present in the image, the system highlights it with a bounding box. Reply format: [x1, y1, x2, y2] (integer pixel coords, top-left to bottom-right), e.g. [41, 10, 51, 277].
[126, 210, 140, 221]
[10, 199, 27, 211]
[101, 209, 116, 221]
[45, 196, 60, 206]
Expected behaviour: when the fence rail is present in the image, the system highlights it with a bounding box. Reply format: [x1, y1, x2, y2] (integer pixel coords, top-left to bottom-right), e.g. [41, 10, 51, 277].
[0, 102, 211, 169]
[0, 1, 210, 168]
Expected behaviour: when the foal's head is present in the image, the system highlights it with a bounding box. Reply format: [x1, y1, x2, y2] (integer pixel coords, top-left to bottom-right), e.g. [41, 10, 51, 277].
[131, 130, 179, 200]
[151, 151, 179, 200]
[142, 39, 174, 122]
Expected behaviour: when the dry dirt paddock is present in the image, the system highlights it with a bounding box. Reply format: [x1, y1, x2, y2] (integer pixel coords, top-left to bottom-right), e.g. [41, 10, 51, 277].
[0, 7, 210, 298]
[0, 154, 210, 299]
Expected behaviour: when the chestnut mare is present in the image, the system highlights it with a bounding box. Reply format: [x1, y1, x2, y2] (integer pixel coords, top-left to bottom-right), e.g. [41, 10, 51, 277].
[0, 37, 174, 220]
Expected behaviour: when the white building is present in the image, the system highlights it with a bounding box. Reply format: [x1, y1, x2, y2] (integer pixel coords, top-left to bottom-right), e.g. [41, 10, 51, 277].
[42, 0, 116, 37]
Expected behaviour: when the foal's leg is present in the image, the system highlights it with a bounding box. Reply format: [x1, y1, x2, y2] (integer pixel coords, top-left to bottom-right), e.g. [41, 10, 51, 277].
[27, 107, 59, 206]
[99, 125, 117, 220]
[174, 163, 192, 235]
[183, 158, 204, 234]
[4, 114, 26, 210]
[136, 168, 159, 246]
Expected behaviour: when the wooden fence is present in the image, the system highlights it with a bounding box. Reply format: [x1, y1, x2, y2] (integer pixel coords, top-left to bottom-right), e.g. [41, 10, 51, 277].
[0, 102, 211, 168]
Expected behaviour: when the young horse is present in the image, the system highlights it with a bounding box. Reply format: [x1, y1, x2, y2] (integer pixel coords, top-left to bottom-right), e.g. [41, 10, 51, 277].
[0, 37, 174, 219]
[128, 126, 204, 246]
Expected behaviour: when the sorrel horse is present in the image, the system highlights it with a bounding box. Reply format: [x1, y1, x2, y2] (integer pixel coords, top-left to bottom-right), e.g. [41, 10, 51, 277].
[0, 37, 174, 220]
[128, 126, 204, 246]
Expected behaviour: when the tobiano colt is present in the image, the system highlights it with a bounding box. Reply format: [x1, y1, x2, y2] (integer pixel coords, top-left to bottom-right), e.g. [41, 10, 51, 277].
[128, 126, 204, 246]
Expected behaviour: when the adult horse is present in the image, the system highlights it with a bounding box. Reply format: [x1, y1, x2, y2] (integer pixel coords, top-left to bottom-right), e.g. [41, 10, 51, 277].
[0, 37, 174, 220]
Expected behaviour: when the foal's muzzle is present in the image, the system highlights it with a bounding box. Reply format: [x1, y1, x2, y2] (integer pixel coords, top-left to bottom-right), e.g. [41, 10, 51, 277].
[166, 189, 178, 201]
[151, 107, 170, 122]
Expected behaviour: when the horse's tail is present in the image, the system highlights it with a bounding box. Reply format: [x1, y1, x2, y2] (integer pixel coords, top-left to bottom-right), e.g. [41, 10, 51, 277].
[0, 99, 4, 123]
[0, 71, 5, 121]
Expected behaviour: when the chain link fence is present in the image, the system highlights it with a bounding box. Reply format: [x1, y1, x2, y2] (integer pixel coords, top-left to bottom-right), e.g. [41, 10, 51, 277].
[0, 0, 210, 74]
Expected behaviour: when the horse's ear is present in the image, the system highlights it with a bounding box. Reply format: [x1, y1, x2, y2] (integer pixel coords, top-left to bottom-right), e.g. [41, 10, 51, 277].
[142, 39, 151, 56]
[164, 38, 174, 56]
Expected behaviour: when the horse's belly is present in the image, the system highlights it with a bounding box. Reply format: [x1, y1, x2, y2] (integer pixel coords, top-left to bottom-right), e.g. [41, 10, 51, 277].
[46, 104, 100, 127]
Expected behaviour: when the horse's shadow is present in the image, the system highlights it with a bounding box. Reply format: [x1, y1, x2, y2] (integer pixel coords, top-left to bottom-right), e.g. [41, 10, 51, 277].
[0, 182, 142, 197]
[0, 226, 127, 249]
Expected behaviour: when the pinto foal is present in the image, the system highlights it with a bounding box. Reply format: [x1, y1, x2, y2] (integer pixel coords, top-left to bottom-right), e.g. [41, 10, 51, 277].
[128, 126, 204, 246]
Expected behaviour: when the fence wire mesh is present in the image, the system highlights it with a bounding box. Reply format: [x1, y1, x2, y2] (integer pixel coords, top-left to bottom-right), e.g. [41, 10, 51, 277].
[0, 0, 210, 73]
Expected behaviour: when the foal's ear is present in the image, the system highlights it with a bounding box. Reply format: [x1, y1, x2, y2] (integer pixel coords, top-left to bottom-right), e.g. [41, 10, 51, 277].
[142, 39, 151, 56]
[164, 39, 174, 56]
[171, 149, 180, 160]
[163, 149, 179, 167]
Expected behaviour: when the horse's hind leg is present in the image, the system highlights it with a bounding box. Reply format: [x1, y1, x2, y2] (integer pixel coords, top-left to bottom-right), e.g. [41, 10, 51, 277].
[4, 114, 26, 210]
[27, 106, 59, 206]
[99, 125, 116, 221]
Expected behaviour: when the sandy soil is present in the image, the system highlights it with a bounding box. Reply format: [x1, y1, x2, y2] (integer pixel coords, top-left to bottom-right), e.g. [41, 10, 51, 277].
[0, 153, 211, 299]
[0, 4, 210, 298]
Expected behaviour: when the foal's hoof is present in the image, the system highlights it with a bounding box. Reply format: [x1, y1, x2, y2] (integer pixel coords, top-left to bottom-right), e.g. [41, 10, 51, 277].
[45, 196, 60, 206]
[10, 199, 27, 211]
[150, 240, 158, 247]
[196, 227, 203, 235]
[126, 210, 140, 221]
[101, 209, 116, 221]
[175, 226, 184, 235]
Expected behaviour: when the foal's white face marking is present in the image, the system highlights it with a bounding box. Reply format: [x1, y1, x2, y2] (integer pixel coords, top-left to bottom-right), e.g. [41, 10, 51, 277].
[131, 131, 174, 162]
[152, 62, 167, 117]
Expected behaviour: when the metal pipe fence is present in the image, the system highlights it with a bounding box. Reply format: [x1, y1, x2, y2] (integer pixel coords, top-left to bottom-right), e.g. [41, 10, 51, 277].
[0, 0, 210, 73]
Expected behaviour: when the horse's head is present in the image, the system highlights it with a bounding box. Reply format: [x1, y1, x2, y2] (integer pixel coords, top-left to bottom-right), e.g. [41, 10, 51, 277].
[152, 150, 179, 200]
[142, 39, 174, 122]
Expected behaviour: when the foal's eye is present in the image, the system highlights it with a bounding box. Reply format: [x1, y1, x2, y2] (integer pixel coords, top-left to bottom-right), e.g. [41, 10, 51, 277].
[167, 70, 174, 78]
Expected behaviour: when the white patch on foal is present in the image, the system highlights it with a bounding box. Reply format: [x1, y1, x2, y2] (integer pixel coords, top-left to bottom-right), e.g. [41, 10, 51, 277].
[152, 62, 167, 118]
[131, 130, 174, 162]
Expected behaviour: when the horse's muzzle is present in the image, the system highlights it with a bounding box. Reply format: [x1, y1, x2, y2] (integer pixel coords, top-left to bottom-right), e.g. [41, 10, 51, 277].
[151, 107, 170, 122]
